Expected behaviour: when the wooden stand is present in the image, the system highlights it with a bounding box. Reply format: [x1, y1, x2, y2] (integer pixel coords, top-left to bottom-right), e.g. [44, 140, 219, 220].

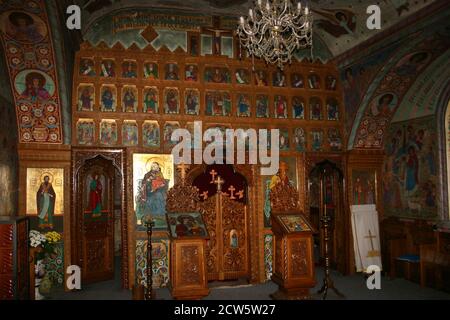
[271, 214, 316, 300]
[169, 237, 209, 300]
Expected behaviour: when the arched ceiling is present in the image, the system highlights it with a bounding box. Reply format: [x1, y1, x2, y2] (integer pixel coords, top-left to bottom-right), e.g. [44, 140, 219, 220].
[345, 8, 450, 149]
[73, 0, 439, 58]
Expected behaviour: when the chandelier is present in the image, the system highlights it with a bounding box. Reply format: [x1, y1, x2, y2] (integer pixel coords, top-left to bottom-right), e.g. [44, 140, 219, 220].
[237, 0, 313, 70]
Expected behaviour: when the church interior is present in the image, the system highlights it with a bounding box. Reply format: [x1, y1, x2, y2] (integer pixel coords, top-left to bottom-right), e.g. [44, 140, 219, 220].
[0, 0, 449, 301]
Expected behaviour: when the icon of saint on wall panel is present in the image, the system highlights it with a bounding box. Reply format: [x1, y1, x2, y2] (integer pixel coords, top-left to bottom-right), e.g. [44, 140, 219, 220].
[100, 59, 115, 77]
[279, 128, 290, 151]
[204, 67, 231, 84]
[274, 95, 288, 119]
[1, 11, 47, 44]
[185, 64, 198, 82]
[235, 69, 250, 85]
[163, 121, 181, 147]
[310, 97, 322, 120]
[76, 119, 95, 145]
[291, 73, 304, 88]
[100, 85, 116, 112]
[272, 71, 286, 87]
[122, 60, 138, 78]
[204, 125, 230, 147]
[164, 88, 180, 114]
[308, 73, 320, 89]
[256, 94, 269, 118]
[311, 130, 324, 152]
[327, 128, 342, 151]
[77, 84, 95, 111]
[144, 62, 158, 79]
[99, 120, 118, 145]
[79, 58, 96, 76]
[184, 89, 200, 115]
[165, 63, 179, 80]
[236, 94, 251, 117]
[122, 86, 138, 112]
[142, 121, 160, 148]
[326, 75, 337, 90]
[294, 127, 306, 152]
[133, 154, 174, 229]
[292, 96, 305, 119]
[85, 173, 105, 218]
[254, 70, 268, 86]
[143, 87, 158, 114]
[122, 120, 138, 146]
[26, 168, 64, 229]
[327, 98, 339, 121]
[205, 91, 231, 116]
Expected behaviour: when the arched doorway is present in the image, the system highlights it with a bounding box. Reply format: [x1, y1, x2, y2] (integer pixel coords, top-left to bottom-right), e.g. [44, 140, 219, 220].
[71, 150, 127, 287]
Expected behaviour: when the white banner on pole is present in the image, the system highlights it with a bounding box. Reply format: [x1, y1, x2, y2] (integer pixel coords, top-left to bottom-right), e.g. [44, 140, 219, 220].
[351, 204, 382, 272]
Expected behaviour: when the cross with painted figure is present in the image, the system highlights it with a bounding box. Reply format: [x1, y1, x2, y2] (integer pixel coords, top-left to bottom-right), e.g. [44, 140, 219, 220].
[177, 162, 189, 182]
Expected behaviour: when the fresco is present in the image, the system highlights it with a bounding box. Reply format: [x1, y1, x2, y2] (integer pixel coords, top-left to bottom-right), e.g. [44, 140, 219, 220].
[122, 120, 138, 146]
[99, 119, 117, 145]
[164, 88, 180, 114]
[352, 170, 376, 205]
[236, 93, 251, 117]
[383, 116, 439, 219]
[0, 1, 66, 145]
[136, 239, 169, 288]
[205, 91, 231, 116]
[122, 86, 138, 112]
[292, 97, 305, 119]
[100, 85, 116, 112]
[143, 87, 158, 113]
[184, 89, 200, 115]
[77, 84, 95, 111]
[142, 121, 160, 148]
[76, 119, 94, 145]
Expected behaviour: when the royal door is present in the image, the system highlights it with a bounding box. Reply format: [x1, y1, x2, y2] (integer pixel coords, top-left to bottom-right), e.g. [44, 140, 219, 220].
[193, 165, 249, 281]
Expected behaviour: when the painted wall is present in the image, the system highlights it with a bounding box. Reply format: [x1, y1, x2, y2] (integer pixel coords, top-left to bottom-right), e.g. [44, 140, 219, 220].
[0, 42, 18, 216]
[383, 116, 439, 219]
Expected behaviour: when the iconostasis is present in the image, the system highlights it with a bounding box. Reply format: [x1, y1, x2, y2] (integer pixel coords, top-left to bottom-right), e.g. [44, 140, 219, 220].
[71, 36, 345, 286]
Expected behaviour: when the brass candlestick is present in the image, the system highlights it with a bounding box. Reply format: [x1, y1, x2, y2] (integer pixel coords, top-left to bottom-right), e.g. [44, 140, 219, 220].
[144, 216, 155, 300]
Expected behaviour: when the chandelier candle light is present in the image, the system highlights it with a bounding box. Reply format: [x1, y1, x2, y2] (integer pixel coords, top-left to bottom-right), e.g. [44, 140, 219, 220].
[237, 0, 313, 70]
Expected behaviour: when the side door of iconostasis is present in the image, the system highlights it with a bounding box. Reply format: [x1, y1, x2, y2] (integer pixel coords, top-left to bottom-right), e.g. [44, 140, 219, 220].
[307, 158, 347, 274]
[193, 165, 249, 281]
[76, 157, 115, 283]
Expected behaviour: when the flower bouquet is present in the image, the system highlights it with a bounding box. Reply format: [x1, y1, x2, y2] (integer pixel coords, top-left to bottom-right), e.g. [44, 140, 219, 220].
[29, 230, 62, 299]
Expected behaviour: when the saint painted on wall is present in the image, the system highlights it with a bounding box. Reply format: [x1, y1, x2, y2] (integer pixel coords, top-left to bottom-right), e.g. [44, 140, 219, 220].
[36, 175, 56, 229]
[135, 162, 169, 226]
[21, 72, 51, 101]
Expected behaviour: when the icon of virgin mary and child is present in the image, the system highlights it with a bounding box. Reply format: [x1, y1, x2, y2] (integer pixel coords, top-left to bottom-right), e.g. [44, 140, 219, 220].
[135, 162, 170, 228]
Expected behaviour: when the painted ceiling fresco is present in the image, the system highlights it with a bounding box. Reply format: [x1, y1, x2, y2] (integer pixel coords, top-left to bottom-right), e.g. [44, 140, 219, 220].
[77, 0, 438, 57]
[0, 0, 64, 143]
[349, 21, 450, 149]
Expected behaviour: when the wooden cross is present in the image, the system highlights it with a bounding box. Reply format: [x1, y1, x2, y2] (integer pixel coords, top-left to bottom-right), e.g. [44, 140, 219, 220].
[228, 185, 236, 199]
[209, 169, 217, 184]
[177, 162, 189, 182]
[365, 229, 380, 258]
[214, 175, 225, 192]
[200, 190, 209, 200]
[236, 190, 244, 199]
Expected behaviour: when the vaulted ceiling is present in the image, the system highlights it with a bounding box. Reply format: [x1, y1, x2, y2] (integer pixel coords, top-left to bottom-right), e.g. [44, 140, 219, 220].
[72, 0, 438, 57]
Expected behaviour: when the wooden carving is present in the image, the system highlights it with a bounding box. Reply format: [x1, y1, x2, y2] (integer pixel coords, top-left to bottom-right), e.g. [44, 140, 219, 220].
[166, 184, 200, 213]
[199, 196, 218, 275]
[180, 245, 201, 285]
[221, 195, 246, 273]
[270, 181, 300, 213]
[291, 239, 308, 277]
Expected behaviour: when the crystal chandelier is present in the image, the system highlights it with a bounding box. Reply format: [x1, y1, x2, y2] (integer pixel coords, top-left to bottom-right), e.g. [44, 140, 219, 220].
[237, 0, 313, 70]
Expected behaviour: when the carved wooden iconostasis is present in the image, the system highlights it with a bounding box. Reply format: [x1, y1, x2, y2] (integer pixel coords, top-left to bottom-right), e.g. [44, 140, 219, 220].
[69, 25, 346, 288]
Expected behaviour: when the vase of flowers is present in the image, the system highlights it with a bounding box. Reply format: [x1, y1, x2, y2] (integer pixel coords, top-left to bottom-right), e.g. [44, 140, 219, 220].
[29, 230, 61, 300]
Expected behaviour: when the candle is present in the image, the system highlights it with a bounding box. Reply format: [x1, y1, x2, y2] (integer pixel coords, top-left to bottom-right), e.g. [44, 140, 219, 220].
[240, 16, 244, 25]
[297, 2, 301, 11]
[305, 6, 309, 15]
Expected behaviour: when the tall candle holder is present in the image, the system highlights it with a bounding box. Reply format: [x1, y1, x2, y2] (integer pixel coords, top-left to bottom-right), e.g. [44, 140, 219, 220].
[317, 168, 344, 300]
[144, 216, 155, 300]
